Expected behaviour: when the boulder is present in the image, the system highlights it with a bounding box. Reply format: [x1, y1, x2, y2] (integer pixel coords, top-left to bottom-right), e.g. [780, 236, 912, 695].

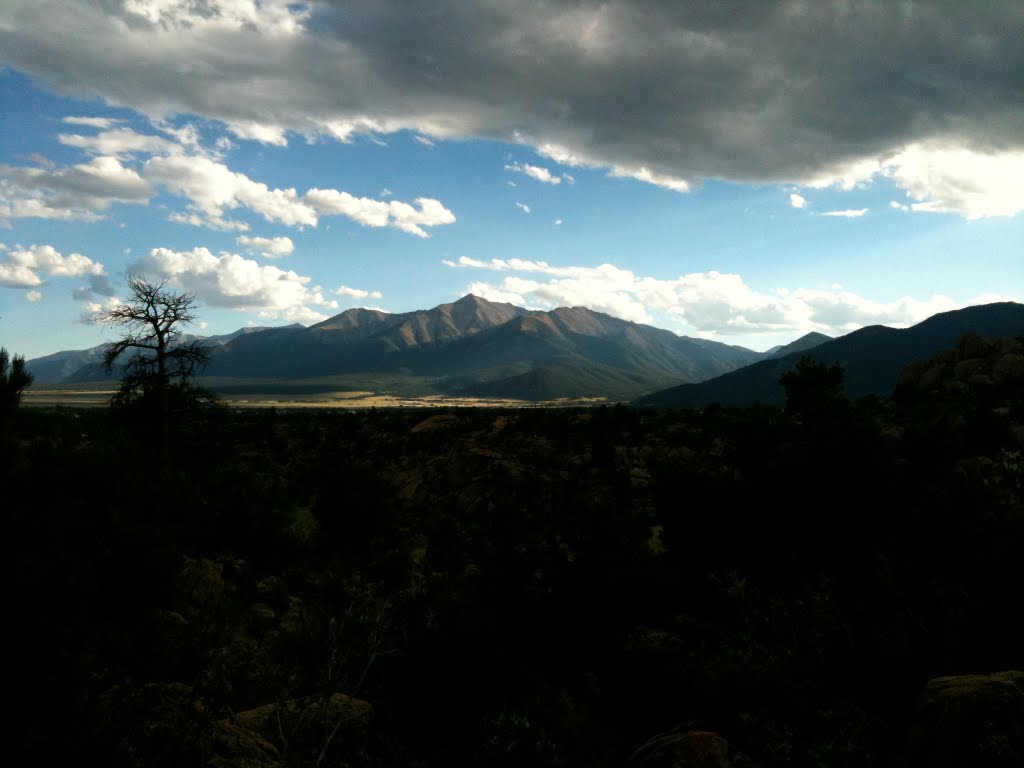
[958, 333, 992, 360]
[895, 360, 929, 393]
[906, 670, 1024, 768]
[629, 728, 738, 767]
[954, 358, 985, 381]
[411, 413, 458, 433]
[213, 693, 372, 767]
[917, 363, 946, 392]
[993, 352, 1024, 384]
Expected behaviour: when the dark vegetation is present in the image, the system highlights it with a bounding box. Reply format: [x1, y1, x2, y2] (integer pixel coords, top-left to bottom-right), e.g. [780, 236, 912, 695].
[1, 346, 34, 419]
[5, 333, 1024, 766]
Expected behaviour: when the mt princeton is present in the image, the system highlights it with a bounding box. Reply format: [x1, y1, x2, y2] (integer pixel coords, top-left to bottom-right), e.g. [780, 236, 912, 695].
[205, 295, 762, 399]
[39, 295, 762, 400]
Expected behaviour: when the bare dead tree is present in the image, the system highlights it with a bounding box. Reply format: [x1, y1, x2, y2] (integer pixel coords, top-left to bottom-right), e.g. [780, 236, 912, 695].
[102, 276, 212, 458]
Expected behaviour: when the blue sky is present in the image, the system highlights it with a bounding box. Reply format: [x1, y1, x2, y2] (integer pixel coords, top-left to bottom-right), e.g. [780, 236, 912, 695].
[1, 1, 1022, 360]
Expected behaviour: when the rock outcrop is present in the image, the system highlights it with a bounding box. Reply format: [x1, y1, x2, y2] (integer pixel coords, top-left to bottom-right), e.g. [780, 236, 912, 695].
[213, 693, 373, 767]
[906, 671, 1024, 768]
[895, 333, 1024, 400]
[629, 728, 750, 768]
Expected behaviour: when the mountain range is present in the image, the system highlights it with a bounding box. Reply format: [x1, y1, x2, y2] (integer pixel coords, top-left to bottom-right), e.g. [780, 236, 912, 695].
[29, 295, 765, 399]
[636, 301, 1024, 408]
[26, 296, 1024, 404]
[25, 325, 295, 387]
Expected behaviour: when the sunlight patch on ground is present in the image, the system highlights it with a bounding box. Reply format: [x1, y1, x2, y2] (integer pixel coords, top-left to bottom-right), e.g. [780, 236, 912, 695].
[22, 390, 610, 409]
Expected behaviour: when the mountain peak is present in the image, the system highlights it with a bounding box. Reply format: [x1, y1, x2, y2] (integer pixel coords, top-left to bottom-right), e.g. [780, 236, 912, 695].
[453, 293, 492, 306]
[769, 331, 833, 358]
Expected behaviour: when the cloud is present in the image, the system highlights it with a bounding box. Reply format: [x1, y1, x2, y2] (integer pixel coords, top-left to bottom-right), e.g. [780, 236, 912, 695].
[414, 135, 435, 147]
[72, 274, 117, 301]
[305, 188, 455, 237]
[442, 256, 488, 269]
[26, 290, 42, 301]
[0, 262, 41, 288]
[144, 154, 317, 230]
[881, 143, 1024, 219]
[237, 234, 295, 258]
[789, 193, 807, 209]
[8, 244, 104, 276]
[226, 121, 289, 146]
[119, 0, 311, 34]
[62, 116, 120, 128]
[335, 285, 383, 300]
[607, 164, 690, 193]
[81, 296, 123, 323]
[448, 256, 1019, 339]
[131, 245, 338, 323]
[554, 218, 563, 225]
[505, 161, 561, 185]
[822, 208, 868, 218]
[515, 201, 531, 214]
[1, 244, 105, 288]
[59, 128, 175, 157]
[1, 155, 153, 221]
[3, 1, 1022, 209]
[3, 143, 455, 235]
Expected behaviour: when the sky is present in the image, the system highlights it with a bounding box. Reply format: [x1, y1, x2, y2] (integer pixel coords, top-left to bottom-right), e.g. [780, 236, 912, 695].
[1, 0, 1022, 360]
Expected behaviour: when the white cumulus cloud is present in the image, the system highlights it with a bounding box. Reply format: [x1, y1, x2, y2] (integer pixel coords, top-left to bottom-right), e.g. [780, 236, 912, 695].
[59, 128, 175, 157]
[447, 257, 1019, 339]
[305, 189, 455, 237]
[237, 234, 295, 258]
[130, 245, 338, 323]
[226, 121, 289, 146]
[882, 143, 1024, 219]
[335, 285, 383, 300]
[0, 262, 42, 288]
[0, 244, 105, 289]
[144, 154, 317, 230]
[505, 161, 562, 185]
[1, 155, 153, 221]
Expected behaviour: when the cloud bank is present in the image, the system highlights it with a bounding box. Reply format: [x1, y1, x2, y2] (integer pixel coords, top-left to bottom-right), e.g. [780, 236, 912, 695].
[2, 1, 1022, 215]
[1, 142, 456, 236]
[444, 256, 1018, 340]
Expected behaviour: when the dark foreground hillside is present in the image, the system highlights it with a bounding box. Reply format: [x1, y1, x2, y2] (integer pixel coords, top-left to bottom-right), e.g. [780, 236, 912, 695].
[4, 334, 1024, 767]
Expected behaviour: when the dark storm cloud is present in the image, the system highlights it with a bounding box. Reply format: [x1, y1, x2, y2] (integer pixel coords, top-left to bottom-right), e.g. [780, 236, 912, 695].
[1, 0, 1022, 186]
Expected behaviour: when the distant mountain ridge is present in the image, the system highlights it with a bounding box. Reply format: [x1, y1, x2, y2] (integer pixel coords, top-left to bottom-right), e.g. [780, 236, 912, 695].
[636, 302, 1024, 408]
[35, 297, 1020, 403]
[206, 295, 763, 399]
[25, 324, 294, 385]
[33, 294, 764, 400]
[768, 331, 832, 358]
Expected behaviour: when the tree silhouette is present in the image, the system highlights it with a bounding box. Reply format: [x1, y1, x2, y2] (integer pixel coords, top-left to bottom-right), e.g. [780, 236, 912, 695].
[0, 347, 34, 420]
[102, 277, 212, 457]
[779, 354, 845, 417]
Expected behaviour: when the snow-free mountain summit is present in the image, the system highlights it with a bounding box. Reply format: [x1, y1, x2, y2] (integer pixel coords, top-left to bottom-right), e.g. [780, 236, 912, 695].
[34, 295, 763, 400]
